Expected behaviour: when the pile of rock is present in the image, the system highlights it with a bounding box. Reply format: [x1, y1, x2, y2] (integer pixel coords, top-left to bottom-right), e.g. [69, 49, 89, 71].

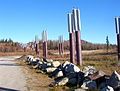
[24, 55, 120, 91]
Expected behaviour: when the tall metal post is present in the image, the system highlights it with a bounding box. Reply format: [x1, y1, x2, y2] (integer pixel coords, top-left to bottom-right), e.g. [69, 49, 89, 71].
[61, 35, 64, 55]
[44, 30, 48, 58]
[73, 9, 82, 66]
[35, 35, 39, 56]
[42, 30, 48, 59]
[115, 17, 120, 61]
[68, 13, 75, 64]
[58, 36, 61, 55]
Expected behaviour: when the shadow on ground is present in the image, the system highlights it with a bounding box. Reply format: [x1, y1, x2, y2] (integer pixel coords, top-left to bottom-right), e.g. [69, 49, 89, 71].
[0, 87, 19, 91]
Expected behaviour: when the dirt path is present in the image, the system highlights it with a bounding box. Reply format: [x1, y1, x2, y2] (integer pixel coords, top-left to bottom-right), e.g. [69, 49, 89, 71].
[0, 56, 27, 91]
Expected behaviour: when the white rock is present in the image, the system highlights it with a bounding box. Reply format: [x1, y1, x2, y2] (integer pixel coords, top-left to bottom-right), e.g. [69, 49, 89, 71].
[56, 70, 63, 78]
[62, 61, 70, 68]
[45, 59, 53, 63]
[46, 67, 57, 73]
[83, 66, 97, 77]
[52, 61, 60, 68]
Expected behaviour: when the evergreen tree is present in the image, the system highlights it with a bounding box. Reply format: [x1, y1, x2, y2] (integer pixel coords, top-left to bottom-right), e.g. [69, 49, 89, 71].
[106, 36, 109, 53]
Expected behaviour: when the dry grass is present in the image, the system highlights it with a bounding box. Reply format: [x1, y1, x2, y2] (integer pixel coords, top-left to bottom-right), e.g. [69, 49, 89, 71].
[16, 49, 120, 91]
[81, 49, 120, 75]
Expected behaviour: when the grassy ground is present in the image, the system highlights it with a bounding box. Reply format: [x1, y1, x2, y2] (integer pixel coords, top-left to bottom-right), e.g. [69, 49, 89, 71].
[81, 49, 120, 75]
[3, 49, 119, 75]
[15, 49, 120, 91]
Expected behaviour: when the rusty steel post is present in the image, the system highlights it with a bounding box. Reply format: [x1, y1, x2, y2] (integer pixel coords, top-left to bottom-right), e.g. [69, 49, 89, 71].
[115, 17, 120, 61]
[75, 31, 82, 65]
[35, 35, 39, 56]
[44, 40, 47, 58]
[42, 31, 47, 59]
[58, 36, 61, 56]
[68, 13, 75, 64]
[117, 34, 120, 60]
[69, 32, 75, 63]
[73, 8, 82, 66]
[61, 35, 64, 55]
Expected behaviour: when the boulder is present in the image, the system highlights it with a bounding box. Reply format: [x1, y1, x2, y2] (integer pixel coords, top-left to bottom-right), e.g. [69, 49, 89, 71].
[52, 61, 61, 68]
[63, 63, 81, 76]
[96, 75, 110, 89]
[55, 70, 64, 78]
[46, 67, 57, 73]
[68, 77, 78, 85]
[26, 55, 34, 62]
[62, 61, 70, 68]
[55, 77, 69, 86]
[108, 71, 120, 89]
[83, 66, 97, 77]
[81, 79, 97, 90]
[89, 70, 105, 80]
[100, 86, 114, 91]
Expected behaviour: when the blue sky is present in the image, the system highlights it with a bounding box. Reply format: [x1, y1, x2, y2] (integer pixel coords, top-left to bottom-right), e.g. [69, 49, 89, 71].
[0, 0, 119, 44]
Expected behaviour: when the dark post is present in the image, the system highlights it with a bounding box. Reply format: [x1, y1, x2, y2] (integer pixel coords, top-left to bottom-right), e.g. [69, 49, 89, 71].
[42, 30, 48, 59]
[68, 13, 75, 64]
[58, 36, 61, 55]
[73, 9, 82, 66]
[35, 35, 39, 56]
[61, 35, 64, 55]
[69, 32, 75, 63]
[44, 30, 48, 58]
[115, 17, 120, 61]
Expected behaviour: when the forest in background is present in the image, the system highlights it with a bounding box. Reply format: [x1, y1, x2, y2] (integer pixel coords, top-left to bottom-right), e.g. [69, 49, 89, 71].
[0, 38, 116, 52]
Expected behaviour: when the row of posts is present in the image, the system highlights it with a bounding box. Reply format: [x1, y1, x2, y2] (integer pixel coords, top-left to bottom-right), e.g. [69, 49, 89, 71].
[34, 31, 64, 59]
[34, 30, 48, 59]
[29, 9, 120, 66]
[33, 8, 83, 66]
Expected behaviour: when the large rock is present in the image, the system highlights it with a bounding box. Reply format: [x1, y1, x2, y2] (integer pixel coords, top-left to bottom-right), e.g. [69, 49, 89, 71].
[63, 62, 81, 76]
[62, 61, 70, 68]
[88, 70, 105, 80]
[96, 75, 110, 89]
[49, 67, 64, 78]
[83, 66, 97, 77]
[30, 58, 39, 66]
[52, 61, 60, 68]
[100, 86, 114, 91]
[55, 70, 64, 78]
[68, 77, 78, 85]
[108, 71, 120, 89]
[46, 67, 57, 73]
[55, 77, 69, 86]
[26, 55, 34, 62]
[81, 79, 97, 90]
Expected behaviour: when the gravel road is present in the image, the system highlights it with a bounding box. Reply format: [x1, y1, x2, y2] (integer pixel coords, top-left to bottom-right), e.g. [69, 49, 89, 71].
[0, 56, 27, 91]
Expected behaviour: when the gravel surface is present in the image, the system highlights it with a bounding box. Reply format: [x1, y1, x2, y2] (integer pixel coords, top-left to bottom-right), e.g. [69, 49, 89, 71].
[0, 56, 27, 91]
